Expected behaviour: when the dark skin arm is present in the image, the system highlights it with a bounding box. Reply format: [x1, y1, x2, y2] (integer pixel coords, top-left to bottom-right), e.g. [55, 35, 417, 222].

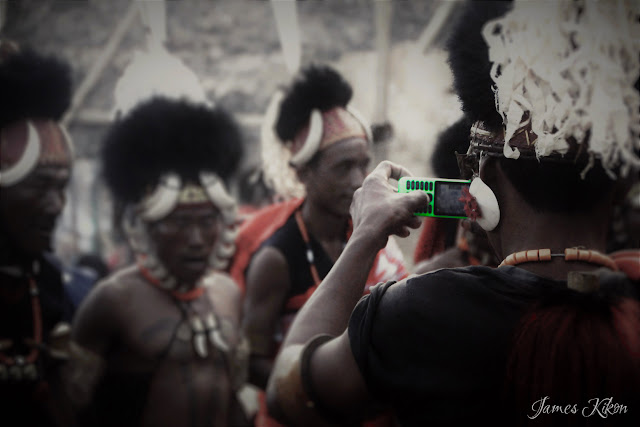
[242, 246, 290, 389]
[267, 161, 428, 424]
[66, 279, 121, 408]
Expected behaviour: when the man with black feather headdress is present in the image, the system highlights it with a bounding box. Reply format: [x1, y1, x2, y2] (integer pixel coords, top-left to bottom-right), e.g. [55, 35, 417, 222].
[0, 41, 79, 427]
[67, 96, 250, 426]
[267, 1, 640, 426]
[230, 64, 407, 427]
[413, 115, 498, 274]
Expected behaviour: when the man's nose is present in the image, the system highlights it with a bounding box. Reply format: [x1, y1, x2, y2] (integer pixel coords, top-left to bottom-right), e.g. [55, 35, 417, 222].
[185, 223, 206, 247]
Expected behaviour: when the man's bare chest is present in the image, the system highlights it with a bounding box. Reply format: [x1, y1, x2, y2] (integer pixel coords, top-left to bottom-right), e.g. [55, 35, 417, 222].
[111, 291, 238, 369]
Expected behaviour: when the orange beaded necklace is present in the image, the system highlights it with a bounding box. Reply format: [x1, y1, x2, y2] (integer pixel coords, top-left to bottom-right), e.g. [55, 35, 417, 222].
[138, 263, 206, 301]
[499, 248, 618, 271]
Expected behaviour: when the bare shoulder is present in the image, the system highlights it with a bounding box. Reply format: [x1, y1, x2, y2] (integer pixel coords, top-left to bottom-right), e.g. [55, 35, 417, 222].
[249, 246, 288, 275]
[203, 271, 241, 301]
[72, 265, 142, 348]
[76, 265, 138, 313]
[73, 266, 149, 328]
[246, 246, 289, 293]
[203, 271, 243, 320]
[413, 248, 466, 274]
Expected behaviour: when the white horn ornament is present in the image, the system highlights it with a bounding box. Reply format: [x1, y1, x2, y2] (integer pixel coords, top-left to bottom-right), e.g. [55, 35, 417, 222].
[209, 256, 229, 271]
[215, 243, 235, 259]
[289, 109, 323, 167]
[140, 173, 181, 221]
[200, 173, 236, 210]
[220, 227, 238, 245]
[211, 330, 230, 353]
[346, 105, 373, 144]
[469, 177, 500, 231]
[0, 121, 41, 187]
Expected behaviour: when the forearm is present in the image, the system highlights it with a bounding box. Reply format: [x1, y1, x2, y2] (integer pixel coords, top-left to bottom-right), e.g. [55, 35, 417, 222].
[282, 230, 381, 347]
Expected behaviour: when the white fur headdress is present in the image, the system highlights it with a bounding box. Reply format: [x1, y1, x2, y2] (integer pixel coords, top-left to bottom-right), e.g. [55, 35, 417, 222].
[482, 0, 640, 176]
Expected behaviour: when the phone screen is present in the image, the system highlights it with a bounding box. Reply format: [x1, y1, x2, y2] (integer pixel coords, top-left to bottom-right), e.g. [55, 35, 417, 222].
[434, 181, 469, 217]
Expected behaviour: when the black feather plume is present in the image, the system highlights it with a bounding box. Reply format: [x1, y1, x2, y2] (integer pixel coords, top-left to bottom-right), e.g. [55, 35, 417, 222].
[275, 64, 353, 142]
[101, 97, 243, 204]
[430, 115, 474, 179]
[0, 46, 72, 129]
[446, 1, 512, 132]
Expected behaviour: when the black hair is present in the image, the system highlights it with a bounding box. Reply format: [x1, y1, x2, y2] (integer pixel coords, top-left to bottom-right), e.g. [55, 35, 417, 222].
[0, 45, 72, 129]
[447, 0, 618, 212]
[498, 157, 615, 214]
[444, 4, 640, 426]
[275, 64, 353, 142]
[430, 115, 473, 179]
[101, 96, 243, 205]
[446, 1, 512, 132]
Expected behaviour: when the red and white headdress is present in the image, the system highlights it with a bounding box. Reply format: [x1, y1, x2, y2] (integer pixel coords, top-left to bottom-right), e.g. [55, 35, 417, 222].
[288, 105, 372, 167]
[0, 41, 73, 186]
[0, 120, 73, 187]
[471, 0, 640, 177]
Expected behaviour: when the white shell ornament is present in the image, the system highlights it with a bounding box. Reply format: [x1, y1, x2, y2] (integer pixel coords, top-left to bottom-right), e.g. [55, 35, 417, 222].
[289, 109, 323, 167]
[0, 121, 42, 187]
[469, 177, 500, 231]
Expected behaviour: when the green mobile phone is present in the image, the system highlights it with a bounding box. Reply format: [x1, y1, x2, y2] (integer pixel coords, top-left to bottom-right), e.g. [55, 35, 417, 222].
[398, 177, 471, 219]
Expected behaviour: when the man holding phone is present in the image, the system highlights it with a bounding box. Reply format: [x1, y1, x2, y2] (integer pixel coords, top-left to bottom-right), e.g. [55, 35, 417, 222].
[266, 1, 640, 426]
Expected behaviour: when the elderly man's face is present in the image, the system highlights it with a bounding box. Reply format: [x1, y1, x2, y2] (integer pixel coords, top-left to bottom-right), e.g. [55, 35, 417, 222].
[147, 202, 222, 286]
[0, 164, 71, 256]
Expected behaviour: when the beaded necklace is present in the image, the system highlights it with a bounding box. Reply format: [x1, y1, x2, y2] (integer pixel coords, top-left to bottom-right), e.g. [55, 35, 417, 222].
[499, 248, 618, 271]
[294, 210, 322, 286]
[138, 264, 229, 359]
[0, 275, 42, 382]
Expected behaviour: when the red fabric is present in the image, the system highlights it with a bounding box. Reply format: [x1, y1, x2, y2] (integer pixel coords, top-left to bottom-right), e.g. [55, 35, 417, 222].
[459, 187, 481, 221]
[230, 198, 305, 294]
[230, 198, 409, 293]
[610, 249, 640, 280]
[231, 198, 407, 427]
[413, 216, 450, 264]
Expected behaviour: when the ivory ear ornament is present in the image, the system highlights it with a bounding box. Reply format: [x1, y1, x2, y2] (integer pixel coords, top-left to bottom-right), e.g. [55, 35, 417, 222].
[469, 177, 500, 231]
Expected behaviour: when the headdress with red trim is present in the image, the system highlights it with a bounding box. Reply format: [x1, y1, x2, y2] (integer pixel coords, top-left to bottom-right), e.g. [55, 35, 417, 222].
[275, 64, 371, 167]
[0, 41, 73, 186]
[101, 97, 244, 283]
[101, 96, 243, 207]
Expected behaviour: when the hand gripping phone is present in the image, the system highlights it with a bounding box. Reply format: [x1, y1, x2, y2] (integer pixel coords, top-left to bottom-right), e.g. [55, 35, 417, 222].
[398, 177, 471, 219]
